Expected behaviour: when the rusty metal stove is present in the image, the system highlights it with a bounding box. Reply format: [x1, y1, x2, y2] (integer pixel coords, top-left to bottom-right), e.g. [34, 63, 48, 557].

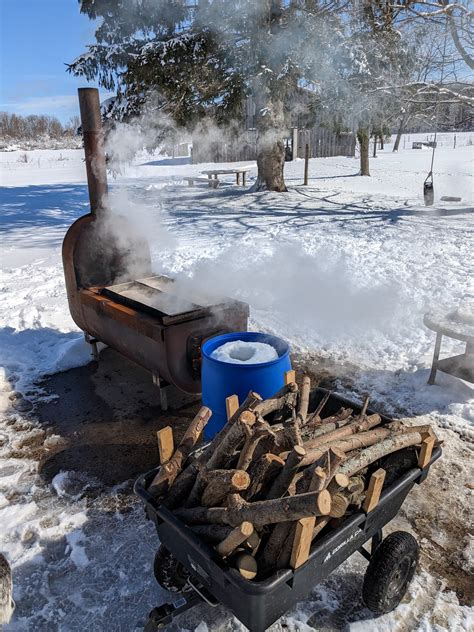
[62, 88, 248, 401]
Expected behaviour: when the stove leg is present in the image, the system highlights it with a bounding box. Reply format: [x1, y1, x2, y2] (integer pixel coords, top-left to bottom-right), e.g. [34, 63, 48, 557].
[428, 332, 442, 385]
[152, 373, 168, 411]
[84, 333, 99, 362]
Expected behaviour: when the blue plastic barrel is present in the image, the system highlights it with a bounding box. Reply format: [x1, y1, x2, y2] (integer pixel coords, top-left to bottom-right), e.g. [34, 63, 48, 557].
[201, 331, 292, 439]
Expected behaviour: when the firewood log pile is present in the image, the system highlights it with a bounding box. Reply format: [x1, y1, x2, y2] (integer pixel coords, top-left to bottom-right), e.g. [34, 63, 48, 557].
[149, 371, 438, 581]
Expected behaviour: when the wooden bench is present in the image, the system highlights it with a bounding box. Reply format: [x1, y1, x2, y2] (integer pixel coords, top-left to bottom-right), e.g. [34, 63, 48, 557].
[184, 176, 220, 189]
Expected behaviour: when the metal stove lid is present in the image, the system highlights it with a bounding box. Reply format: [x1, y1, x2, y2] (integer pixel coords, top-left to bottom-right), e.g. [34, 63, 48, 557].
[100, 275, 229, 325]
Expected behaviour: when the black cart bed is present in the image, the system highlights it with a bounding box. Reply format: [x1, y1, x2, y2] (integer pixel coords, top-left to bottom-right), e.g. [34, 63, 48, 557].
[135, 388, 441, 631]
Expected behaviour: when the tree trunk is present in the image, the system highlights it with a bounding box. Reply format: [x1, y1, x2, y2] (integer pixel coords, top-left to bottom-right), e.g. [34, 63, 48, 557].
[357, 128, 370, 176]
[252, 97, 287, 192]
[373, 135, 377, 158]
[393, 114, 409, 152]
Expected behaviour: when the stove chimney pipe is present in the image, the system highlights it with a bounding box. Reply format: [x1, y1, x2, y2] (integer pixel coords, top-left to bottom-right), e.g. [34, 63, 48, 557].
[78, 87, 108, 215]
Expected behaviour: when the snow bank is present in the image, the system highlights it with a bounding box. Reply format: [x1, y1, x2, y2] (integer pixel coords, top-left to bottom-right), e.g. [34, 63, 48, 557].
[211, 340, 278, 364]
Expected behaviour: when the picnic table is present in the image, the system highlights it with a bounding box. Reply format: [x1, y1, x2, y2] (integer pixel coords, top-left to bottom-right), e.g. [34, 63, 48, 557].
[201, 165, 256, 187]
[424, 306, 474, 385]
[412, 141, 437, 149]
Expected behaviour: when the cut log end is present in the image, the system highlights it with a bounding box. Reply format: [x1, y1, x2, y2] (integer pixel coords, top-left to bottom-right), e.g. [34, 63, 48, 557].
[232, 552, 258, 580]
[216, 521, 254, 558]
[316, 489, 331, 516]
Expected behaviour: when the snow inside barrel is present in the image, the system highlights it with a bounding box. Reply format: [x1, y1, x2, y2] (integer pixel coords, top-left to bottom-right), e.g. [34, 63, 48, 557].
[201, 331, 291, 439]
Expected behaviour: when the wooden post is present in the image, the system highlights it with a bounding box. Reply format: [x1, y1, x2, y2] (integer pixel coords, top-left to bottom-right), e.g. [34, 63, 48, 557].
[303, 143, 309, 185]
[243, 171, 246, 186]
[157, 427, 174, 464]
[284, 370, 296, 386]
[290, 517, 314, 569]
[418, 435, 435, 469]
[226, 394, 239, 420]
[292, 127, 298, 160]
[363, 468, 386, 513]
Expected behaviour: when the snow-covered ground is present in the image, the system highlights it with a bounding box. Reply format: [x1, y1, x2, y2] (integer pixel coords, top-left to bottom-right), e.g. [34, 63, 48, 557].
[0, 132, 473, 631]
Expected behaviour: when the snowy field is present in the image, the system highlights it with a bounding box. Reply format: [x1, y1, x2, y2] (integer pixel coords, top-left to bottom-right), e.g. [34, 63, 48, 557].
[0, 132, 473, 631]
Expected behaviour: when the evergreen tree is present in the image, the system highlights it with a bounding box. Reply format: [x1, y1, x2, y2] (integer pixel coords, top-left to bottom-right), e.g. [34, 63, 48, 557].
[69, 0, 344, 191]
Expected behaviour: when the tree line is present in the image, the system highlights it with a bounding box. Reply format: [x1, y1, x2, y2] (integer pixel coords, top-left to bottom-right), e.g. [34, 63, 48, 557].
[0, 112, 80, 141]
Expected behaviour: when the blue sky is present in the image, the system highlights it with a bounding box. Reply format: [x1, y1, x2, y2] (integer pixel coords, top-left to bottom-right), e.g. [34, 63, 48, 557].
[0, 0, 112, 123]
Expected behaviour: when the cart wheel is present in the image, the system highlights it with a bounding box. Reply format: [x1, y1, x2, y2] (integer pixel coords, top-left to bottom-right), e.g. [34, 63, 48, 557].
[153, 545, 190, 592]
[362, 531, 419, 615]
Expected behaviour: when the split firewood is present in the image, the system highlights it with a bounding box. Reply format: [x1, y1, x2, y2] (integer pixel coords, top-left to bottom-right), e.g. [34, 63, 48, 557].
[201, 469, 251, 507]
[363, 468, 386, 513]
[296, 376, 311, 427]
[290, 517, 315, 569]
[175, 489, 332, 528]
[418, 434, 436, 469]
[149, 406, 212, 492]
[156, 426, 174, 464]
[267, 445, 306, 499]
[231, 551, 258, 579]
[216, 522, 254, 557]
[285, 369, 296, 385]
[245, 453, 285, 500]
[340, 431, 424, 477]
[226, 394, 240, 420]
